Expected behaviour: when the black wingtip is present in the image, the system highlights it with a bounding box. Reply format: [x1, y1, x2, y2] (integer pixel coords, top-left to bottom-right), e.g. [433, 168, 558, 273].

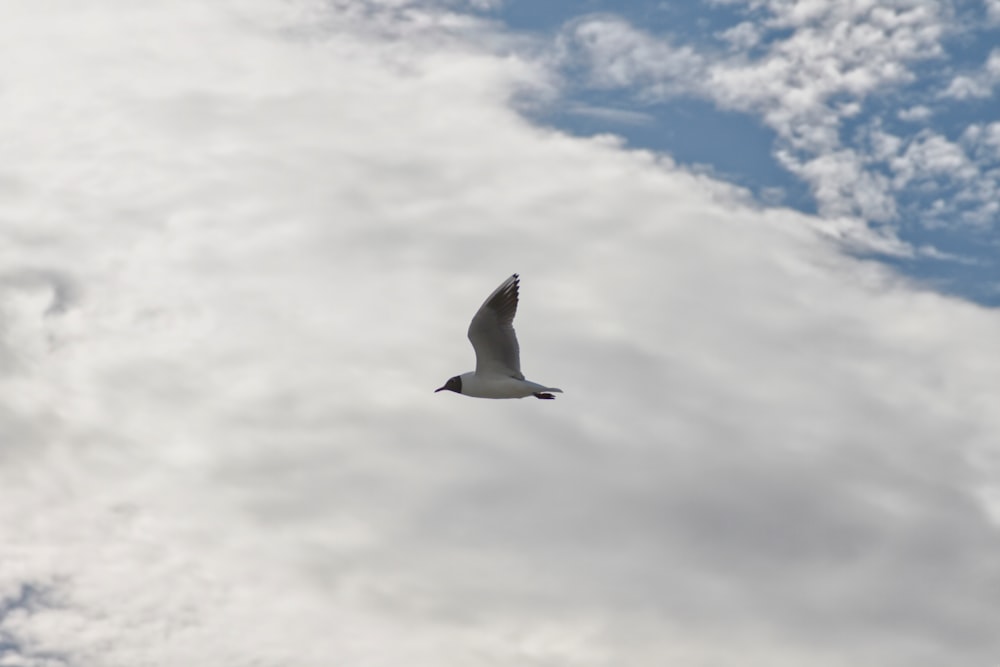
[507, 274, 520, 302]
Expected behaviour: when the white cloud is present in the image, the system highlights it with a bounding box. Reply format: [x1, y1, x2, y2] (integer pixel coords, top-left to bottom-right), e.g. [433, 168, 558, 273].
[889, 131, 978, 187]
[897, 104, 933, 122]
[2, 2, 1000, 667]
[942, 48, 1000, 99]
[778, 148, 898, 222]
[557, 2, 950, 225]
[986, 0, 1000, 24]
[963, 121, 1000, 158]
[565, 104, 656, 125]
[548, 1, 1000, 238]
[559, 16, 704, 98]
[853, 124, 1000, 227]
[707, 0, 946, 134]
[717, 20, 763, 50]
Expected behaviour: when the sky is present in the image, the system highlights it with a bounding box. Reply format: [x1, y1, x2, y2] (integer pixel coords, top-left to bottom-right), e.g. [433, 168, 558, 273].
[0, 1, 999, 666]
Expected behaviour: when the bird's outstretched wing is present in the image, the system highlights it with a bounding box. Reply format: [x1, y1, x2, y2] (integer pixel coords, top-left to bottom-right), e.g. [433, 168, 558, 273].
[467, 274, 523, 379]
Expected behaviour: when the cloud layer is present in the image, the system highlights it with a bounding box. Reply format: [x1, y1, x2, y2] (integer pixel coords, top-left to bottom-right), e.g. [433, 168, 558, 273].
[552, 0, 1000, 234]
[1, 1, 999, 666]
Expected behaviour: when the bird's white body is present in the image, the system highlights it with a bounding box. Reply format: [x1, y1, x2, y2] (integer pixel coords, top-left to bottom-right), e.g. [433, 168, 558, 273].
[436, 274, 562, 400]
[456, 372, 561, 399]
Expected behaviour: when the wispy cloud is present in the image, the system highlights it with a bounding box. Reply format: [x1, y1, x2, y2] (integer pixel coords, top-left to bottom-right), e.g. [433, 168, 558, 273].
[564, 103, 656, 125]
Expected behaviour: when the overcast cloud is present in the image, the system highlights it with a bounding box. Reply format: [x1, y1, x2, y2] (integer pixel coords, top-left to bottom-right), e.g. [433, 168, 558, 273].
[1, 1, 999, 666]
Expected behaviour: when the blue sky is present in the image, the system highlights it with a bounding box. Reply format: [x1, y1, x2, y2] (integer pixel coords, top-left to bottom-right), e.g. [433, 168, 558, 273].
[490, 0, 1000, 305]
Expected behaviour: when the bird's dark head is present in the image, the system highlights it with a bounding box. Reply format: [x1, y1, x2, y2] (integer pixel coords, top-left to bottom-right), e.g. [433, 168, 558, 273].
[434, 375, 462, 394]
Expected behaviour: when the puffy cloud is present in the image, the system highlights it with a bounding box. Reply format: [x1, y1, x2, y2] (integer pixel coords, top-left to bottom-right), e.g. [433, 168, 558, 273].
[897, 104, 933, 122]
[558, 15, 705, 97]
[555, 2, 950, 224]
[780, 148, 898, 221]
[942, 48, 1000, 99]
[963, 121, 1000, 158]
[889, 131, 978, 187]
[1, 2, 1000, 667]
[717, 21, 764, 50]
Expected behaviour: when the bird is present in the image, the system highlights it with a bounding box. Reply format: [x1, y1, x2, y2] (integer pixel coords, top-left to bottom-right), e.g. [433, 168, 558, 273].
[435, 274, 563, 400]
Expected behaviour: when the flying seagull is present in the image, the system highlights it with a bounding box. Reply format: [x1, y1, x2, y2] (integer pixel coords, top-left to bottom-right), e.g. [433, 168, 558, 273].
[435, 274, 563, 400]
